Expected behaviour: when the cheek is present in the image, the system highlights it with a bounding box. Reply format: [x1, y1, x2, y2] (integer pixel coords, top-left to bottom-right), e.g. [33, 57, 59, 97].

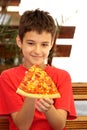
[22, 47, 29, 56]
[43, 49, 50, 58]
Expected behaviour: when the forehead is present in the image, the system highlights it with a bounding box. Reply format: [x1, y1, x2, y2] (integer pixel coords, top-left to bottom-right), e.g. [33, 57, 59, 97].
[24, 31, 52, 41]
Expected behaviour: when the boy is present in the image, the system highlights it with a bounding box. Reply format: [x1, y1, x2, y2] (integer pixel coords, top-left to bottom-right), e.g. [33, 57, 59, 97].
[0, 9, 77, 130]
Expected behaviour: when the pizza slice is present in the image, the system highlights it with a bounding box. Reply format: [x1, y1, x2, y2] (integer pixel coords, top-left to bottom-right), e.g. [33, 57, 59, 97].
[16, 65, 61, 98]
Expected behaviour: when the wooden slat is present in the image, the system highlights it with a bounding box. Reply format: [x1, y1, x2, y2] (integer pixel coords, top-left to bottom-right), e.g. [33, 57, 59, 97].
[72, 83, 87, 100]
[58, 26, 75, 38]
[0, 0, 20, 7]
[54, 45, 72, 57]
[66, 116, 87, 129]
[0, 116, 9, 130]
[74, 95, 87, 100]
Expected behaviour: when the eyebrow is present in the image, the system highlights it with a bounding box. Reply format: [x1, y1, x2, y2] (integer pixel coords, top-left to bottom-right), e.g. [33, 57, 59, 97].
[26, 40, 34, 42]
[26, 40, 50, 44]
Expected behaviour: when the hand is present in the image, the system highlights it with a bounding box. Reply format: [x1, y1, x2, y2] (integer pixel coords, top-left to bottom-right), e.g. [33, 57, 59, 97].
[35, 98, 54, 113]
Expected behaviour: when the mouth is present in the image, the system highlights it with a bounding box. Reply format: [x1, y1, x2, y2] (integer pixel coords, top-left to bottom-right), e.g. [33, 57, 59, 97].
[32, 55, 42, 58]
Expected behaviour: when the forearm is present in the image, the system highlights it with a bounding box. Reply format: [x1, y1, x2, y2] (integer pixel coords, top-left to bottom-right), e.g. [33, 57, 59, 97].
[44, 105, 67, 130]
[12, 98, 36, 130]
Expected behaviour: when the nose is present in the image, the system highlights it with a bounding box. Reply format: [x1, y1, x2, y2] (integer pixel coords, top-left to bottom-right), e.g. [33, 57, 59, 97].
[34, 45, 41, 54]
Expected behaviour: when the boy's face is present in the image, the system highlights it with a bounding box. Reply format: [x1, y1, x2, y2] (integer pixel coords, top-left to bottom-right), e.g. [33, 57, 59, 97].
[17, 31, 53, 68]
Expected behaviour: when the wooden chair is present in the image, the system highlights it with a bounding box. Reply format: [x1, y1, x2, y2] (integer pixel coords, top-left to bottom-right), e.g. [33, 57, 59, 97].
[66, 83, 87, 130]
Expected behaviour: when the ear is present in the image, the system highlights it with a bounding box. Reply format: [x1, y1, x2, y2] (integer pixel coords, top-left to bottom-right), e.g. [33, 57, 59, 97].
[16, 35, 22, 49]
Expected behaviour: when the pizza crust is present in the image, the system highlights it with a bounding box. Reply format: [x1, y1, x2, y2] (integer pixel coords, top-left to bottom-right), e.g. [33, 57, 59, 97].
[16, 88, 61, 99]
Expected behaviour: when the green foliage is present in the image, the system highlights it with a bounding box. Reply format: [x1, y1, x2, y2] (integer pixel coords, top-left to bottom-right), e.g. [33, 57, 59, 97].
[0, 12, 20, 65]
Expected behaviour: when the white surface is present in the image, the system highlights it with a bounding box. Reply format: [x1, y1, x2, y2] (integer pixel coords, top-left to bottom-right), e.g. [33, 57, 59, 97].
[75, 101, 87, 116]
[52, 57, 87, 82]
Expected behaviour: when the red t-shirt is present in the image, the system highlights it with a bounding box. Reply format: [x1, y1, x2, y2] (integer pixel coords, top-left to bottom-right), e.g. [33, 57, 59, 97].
[0, 64, 77, 130]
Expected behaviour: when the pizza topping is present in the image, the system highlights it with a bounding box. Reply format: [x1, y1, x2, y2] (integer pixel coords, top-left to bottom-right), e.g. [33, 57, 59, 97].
[16, 65, 61, 98]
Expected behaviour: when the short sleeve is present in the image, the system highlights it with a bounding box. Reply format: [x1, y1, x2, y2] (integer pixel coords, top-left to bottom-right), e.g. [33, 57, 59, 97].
[54, 71, 77, 120]
[0, 71, 24, 115]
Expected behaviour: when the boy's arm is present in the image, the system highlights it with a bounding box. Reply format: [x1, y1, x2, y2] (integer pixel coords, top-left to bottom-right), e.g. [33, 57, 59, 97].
[44, 106, 67, 130]
[11, 98, 37, 130]
[36, 98, 67, 130]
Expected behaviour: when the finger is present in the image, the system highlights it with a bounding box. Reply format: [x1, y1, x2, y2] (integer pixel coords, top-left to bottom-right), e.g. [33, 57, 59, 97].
[35, 101, 49, 112]
[39, 99, 51, 108]
[43, 98, 54, 105]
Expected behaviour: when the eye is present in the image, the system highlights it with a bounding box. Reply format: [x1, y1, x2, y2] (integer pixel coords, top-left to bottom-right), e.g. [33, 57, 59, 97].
[27, 42, 34, 45]
[42, 43, 49, 47]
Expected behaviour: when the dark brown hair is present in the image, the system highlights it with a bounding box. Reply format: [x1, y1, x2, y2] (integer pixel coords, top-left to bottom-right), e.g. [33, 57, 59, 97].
[19, 9, 56, 41]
